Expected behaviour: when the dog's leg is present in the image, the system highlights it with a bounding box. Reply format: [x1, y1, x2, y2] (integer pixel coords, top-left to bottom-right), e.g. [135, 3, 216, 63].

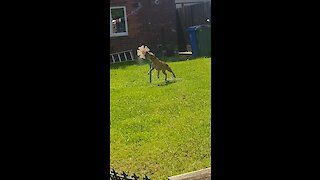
[148, 67, 154, 75]
[157, 70, 160, 79]
[167, 66, 176, 78]
[168, 69, 176, 78]
[162, 70, 167, 81]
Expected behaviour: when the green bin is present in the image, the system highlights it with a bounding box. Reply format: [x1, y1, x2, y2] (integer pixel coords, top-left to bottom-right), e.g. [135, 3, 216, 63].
[196, 25, 211, 57]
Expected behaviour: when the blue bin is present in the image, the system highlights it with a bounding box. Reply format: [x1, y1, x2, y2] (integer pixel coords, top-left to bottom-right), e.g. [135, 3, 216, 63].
[186, 26, 200, 57]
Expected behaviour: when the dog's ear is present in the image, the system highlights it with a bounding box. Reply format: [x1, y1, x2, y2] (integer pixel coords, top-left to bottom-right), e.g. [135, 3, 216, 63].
[144, 46, 150, 52]
[138, 45, 144, 51]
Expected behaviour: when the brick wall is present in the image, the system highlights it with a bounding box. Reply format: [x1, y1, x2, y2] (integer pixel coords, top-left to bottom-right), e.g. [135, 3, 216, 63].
[110, 0, 177, 57]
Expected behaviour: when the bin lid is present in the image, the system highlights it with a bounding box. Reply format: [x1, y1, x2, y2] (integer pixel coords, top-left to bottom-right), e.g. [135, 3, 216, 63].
[197, 24, 211, 30]
[186, 25, 201, 32]
[186, 25, 211, 32]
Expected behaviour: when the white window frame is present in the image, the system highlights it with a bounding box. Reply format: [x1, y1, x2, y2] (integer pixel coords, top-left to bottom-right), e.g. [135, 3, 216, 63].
[110, 6, 129, 37]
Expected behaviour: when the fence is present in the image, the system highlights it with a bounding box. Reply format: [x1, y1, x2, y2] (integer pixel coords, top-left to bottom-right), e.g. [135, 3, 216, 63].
[110, 169, 151, 180]
[176, 1, 211, 51]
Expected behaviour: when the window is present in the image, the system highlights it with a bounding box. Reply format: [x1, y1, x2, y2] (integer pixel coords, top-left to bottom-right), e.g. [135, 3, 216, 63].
[110, 6, 128, 37]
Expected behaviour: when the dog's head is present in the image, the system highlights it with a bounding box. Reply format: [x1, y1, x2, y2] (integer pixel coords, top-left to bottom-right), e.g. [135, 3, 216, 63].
[137, 45, 150, 59]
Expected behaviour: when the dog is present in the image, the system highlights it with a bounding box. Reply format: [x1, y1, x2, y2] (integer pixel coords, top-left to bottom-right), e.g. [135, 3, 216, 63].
[137, 45, 176, 81]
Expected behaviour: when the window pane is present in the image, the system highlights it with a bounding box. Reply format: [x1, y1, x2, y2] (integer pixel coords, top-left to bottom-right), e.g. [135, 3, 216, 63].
[111, 8, 126, 33]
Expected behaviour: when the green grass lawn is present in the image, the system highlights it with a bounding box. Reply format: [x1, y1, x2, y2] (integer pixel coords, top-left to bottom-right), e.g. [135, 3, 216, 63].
[110, 57, 211, 179]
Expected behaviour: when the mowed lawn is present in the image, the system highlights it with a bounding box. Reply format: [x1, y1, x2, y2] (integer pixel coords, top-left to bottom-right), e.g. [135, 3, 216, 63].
[110, 58, 211, 180]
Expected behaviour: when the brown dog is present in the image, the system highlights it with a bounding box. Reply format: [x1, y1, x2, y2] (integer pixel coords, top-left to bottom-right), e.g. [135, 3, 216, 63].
[137, 45, 176, 81]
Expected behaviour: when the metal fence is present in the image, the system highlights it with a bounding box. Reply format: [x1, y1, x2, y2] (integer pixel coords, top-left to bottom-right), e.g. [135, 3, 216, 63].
[110, 169, 151, 180]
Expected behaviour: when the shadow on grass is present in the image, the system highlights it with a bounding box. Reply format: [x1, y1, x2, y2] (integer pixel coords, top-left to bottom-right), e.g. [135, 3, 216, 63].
[153, 78, 180, 86]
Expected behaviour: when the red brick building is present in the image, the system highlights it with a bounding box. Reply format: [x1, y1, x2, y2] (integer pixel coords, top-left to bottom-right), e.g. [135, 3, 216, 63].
[110, 0, 178, 57]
